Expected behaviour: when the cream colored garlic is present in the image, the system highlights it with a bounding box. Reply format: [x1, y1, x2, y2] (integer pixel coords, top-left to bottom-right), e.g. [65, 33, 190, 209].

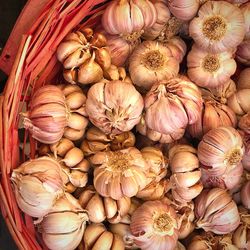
[187, 45, 237, 88]
[129, 41, 179, 90]
[92, 147, 149, 200]
[86, 81, 143, 135]
[189, 0, 245, 52]
[11, 157, 64, 218]
[38, 193, 88, 250]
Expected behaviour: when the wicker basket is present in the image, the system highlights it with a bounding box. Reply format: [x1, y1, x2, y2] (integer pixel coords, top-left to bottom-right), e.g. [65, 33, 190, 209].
[0, 1, 109, 249]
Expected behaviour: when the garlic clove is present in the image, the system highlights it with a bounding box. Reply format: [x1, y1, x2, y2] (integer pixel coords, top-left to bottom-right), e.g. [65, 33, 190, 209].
[172, 170, 201, 188]
[50, 138, 74, 157]
[62, 147, 84, 167]
[68, 113, 88, 131]
[104, 197, 118, 220]
[79, 188, 95, 208]
[111, 234, 125, 250]
[64, 127, 85, 141]
[84, 223, 106, 249]
[63, 49, 91, 69]
[95, 47, 112, 70]
[92, 231, 114, 250]
[66, 91, 87, 110]
[69, 170, 88, 188]
[90, 32, 107, 48]
[62, 84, 82, 96]
[63, 69, 78, 84]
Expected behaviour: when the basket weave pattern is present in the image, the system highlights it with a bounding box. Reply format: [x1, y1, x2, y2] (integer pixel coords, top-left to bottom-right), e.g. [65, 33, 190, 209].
[0, 1, 109, 249]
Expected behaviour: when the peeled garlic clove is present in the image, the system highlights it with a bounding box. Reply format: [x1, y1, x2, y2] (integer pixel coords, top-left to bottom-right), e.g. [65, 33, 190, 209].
[68, 113, 88, 131]
[50, 138, 74, 157]
[64, 127, 85, 141]
[62, 147, 84, 167]
[95, 47, 112, 70]
[78, 54, 103, 85]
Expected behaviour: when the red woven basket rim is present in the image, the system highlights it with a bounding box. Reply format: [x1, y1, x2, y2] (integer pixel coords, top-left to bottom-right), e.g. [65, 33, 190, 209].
[0, 0, 109, 249]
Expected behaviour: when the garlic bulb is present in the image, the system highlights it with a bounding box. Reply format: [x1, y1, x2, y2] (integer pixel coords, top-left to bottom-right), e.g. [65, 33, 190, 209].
[237, 68, 250, 90]
[78, 186, 131, 223]
[239, 113, 250, 134]
[80, 126, 135, 157]
[81, 223, 125, 250]
[129, 41, 179, 90]
[241, 2, 250, 40]
[11, 157, 64, 217]
[166, 36, 187, 63]
[201, 163, 243, 190]
[91, 147, 149, 200]
[137, 115, 185, 143]
[143, 0, 171, 40]
[188, 98, 237, 139]
[169, 144, 203, 203]
[236, 40, 250, 65]
[130, 200, 178, 250]
[227, 88, 250, 116]
[86, 80, 143, 135]
[195, 188, 240, 234]
[57, 28, 111, 85]
[189, 1, 245, 53]
[164, 16, 184, 40]
[38, 193, 88, 250]
[22, 85, 68, 144]
[240, 181, 250, 209]
[198, 127, 244, 175]
[144, 78, 203, 135]
[102, 0, 157, 42]
[187, 45, 237, 88]
[167, 0, 200, 21]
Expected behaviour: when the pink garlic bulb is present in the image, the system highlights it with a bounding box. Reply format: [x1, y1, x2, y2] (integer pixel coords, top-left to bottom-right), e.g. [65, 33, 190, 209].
[166, 36, 187, 63]
[102, 0, 157, 42]
[86, 80, 143, 135]
[195, 188, 240, 234]
[198, 127, 244, 175]
[236, 40, 250, 66]
[201, 163, 243, 190]
[240, 181, 250, 209]
[23, 85, 68, 144]
[167, 0, 200, 21]
[144, 78, 203, 135]
[241, 2, 250, 40]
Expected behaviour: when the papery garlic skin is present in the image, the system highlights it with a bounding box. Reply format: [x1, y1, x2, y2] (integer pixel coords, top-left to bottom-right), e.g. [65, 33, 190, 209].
[39, 193, 88, 250]
[23, 85, 68, 144]
[144, 78, 203, 135]
[188, 98, 237, 139]
[130, 200, 178, 250]
[189, 1, 245, 53]
[237, 68, 250, 90]
[169, 144, 203, 203]
[143, 0, 171, 40]
[92, 147, 149, 200]
[129, 41, 179, 90]
[167, 0, 200, 21]
[227, 89, 250, 116]
[198, 127, 244, 175]
[86, 81, 143, 135]
[11, 157, 64, 218]
[102, 0, 157, 40]
[236, 39, 250, 65]
[187, 45, 237, 88]
[195, 188, 240, 234]
[201, 163, 243, 190]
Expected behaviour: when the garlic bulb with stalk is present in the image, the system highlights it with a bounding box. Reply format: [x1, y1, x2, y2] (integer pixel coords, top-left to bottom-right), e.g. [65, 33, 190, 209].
[188, 97, 237, 139]
[198, 127, 244, 175]
[189, 1, 245, 53]
[227, 88, 250, 116]
[22, 85, 68, 144]
[129, 41, 179, 90]
[91, 147, 149, 200]
[201, 162, 243, 190]
[80, 126, 135, 157]
[57, 28, 111, 85]
[167, 0, 200, 21]
[130, 200, 179, 250]
[37, 193, 88, 250]
[169, 144, 203, 203]
[86, 80, 143, 135]
[78, 186, 131, 223]
[137, 115, 185, 143]
[237, 68, 250, 90]
[195, 188, 240, 234]
[144, 78, 203, 136]
[236, 40, 250, 65]
[102, 0, 157, 42]
[187, 45, 237, 88]
[143, 0, 171, 40]
[11, 157, 64, 218]
[80, 223, 125, 250]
